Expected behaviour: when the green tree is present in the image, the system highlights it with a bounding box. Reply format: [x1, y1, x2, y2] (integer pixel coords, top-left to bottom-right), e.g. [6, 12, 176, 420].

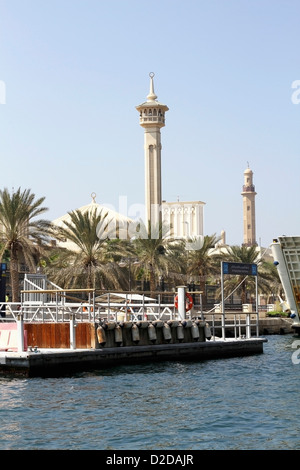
[0, 187, 51, 301]
[186, 234, 223, 304]
[263, 259, 282, 303]
[132, 220, 185, 295]
[48, 208, 127, 290]
[223, 245, 275, 304]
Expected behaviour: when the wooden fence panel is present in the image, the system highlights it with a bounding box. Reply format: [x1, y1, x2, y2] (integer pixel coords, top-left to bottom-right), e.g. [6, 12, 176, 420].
[24, 323, 93, 349]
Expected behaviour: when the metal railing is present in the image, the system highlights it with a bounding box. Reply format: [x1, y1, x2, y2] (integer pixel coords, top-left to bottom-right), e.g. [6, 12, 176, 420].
[0, 300, 260, 340]
[0, 303, 262, 357]
[203, 312, 260, 340]
[0, 300, 176, 323]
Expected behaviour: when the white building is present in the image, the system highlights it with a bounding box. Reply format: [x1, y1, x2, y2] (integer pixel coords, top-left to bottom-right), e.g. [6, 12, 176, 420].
[162, 200, 205, 239]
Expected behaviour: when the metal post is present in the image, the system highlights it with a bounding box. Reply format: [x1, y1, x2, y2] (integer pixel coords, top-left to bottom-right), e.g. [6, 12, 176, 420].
[158, 294, 161, 320]
[108, 293, 110, 321]
[142, 294, 145, 321]
[255, 275, 258, 314]
[63, 290, 65, 313]
[20, 292, 24, 321]
[125, 293, 128, 322]
[246, 313, 251, 339]
[92, 290, 95, 323]
[177, 286, 186, 321]
[200, 293, 204, 320]
[70, 313, 76, 350]
[55, 291, 58, 322]
[17, 313, 24, 352]
[88, 292, 91, 322]
[221, 262, 225, 340]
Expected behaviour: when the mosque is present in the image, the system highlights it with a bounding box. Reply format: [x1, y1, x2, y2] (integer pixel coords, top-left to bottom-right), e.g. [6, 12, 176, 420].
[52, 74, 257, 248]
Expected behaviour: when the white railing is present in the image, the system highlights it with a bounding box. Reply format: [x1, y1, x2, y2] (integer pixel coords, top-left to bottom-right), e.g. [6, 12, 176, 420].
[0, 300, 260, 340]
[0, 284, 262, 357]
[101, 302, 175, 323]
[0, 302, 21, 321]
[0, 301, 176, 323]
[203, 312, 260, 340]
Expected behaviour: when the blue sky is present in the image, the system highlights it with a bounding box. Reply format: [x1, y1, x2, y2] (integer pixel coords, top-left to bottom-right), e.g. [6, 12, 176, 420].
[0, 0, 300, 247]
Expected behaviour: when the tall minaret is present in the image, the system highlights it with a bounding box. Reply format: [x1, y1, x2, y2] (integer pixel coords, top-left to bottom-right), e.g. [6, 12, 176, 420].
[136, 73, 169, 227]
[241, 165, 257, 246]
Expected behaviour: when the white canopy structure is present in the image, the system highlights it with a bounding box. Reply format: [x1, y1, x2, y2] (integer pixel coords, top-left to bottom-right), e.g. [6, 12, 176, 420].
[95, 293, 156, 303]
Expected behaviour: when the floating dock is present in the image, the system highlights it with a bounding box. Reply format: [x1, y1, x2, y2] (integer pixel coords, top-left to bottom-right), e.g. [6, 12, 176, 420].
[0, 319, 267, 377]
[0, 339, 267, 378]
[0, 284, 268, 377]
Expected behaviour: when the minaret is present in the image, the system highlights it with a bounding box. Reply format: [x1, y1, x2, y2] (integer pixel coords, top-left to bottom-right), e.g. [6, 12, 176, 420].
[241, 165, 257, 246]
[136, 73, 169, 228]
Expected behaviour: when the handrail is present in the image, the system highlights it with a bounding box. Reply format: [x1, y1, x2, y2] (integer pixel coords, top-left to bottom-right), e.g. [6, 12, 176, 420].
[204, 311, 260, 340]
[21, 289, 96, 293]
[0, 298, 260, 341]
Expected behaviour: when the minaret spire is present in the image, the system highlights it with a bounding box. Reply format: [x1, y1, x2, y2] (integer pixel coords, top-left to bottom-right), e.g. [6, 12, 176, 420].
[147, 72, 157, 101]
[136, 73, 169, 228]
[241, 166, 257, 246]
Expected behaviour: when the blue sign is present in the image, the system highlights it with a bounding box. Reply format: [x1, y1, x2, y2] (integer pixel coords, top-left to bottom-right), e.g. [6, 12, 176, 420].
[222, 262, 257, 276]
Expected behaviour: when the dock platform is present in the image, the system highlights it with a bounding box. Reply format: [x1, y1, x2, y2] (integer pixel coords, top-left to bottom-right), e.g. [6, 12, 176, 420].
[0, 286, 270, 377]
[0, 337, 267, 377]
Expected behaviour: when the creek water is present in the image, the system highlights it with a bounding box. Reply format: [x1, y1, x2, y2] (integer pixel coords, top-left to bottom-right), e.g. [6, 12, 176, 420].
[0, 335, 299, 450]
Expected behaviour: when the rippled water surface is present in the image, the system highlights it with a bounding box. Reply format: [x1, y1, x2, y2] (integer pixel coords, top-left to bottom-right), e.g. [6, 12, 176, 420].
[0, 335, 299, 450]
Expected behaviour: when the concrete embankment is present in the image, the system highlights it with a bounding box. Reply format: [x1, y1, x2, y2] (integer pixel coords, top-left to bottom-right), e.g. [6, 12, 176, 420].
[258, 317, 294, 335]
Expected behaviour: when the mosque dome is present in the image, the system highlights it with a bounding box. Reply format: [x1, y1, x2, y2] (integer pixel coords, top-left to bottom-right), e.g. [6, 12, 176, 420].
[52, 193, 132, 251]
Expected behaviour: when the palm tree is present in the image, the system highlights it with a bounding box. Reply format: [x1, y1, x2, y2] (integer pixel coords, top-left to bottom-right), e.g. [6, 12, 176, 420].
[132, 220, 185, 295]
[47, 208, 127, 290]
[223, 245, 275, 305]
[0, 187, 51, 301]
[260, 260, 282, 304]
[186, 234, 223, 305]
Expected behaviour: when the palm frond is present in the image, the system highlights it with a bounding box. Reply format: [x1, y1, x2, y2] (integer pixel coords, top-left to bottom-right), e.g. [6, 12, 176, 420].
[0, 187, 51, 300]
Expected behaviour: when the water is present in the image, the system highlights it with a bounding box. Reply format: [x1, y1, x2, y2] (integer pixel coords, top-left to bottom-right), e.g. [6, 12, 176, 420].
[0, 335, 299, 450]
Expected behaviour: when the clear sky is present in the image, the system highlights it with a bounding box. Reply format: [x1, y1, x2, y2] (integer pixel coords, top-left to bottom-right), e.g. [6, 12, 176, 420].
[0, 0, 299, 247]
